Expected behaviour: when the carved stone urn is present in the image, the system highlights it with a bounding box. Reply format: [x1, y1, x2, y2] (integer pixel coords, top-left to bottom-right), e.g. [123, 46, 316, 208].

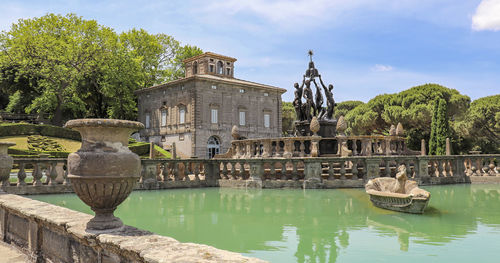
[64, 119, 144, 231]
[0, 142, 15, 190]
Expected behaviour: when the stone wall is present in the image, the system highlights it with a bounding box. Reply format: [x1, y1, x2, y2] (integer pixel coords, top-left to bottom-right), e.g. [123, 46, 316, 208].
[0, 194, 265, 263]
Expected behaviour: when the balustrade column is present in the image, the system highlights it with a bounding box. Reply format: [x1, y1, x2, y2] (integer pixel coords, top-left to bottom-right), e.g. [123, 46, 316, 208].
[194, 163, 200, 182]
[283, 140, 293, 158]
[299, 140, 305, 158]
[280, 161, 287, 180]
[48, 162, 58, 186]
[17, 163, 26, 186]
[340, 161, 346, 180]
[328, 162, 334, 180]
[292, 161, 299, 180]
[32, 163, 43, 186]
[262, 140, 271, 158]
[352, 160, 359, 179]
[384, 159, 391, 177]
[352, 139, 358, 156]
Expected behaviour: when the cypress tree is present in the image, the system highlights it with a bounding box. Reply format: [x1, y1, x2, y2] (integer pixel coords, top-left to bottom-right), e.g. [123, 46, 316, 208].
[428, 99, 439, 155]
[435, 99, 449, 155]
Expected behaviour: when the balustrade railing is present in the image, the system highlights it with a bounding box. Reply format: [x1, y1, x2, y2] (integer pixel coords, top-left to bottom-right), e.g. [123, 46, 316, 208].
[1, 155, 498, 193]
[219, 135, 418, 159]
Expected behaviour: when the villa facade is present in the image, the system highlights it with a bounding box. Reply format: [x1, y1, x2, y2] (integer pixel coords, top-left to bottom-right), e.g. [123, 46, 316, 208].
[135, 52, 286, 158]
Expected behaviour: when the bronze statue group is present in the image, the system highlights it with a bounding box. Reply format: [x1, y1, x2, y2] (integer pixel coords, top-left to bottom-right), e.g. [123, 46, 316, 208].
[293, 58, 336, 122]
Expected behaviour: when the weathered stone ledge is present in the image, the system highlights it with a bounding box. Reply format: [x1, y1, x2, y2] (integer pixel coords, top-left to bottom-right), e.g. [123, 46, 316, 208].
[0, 194, 265, 263]
[218, 176, 471, 189]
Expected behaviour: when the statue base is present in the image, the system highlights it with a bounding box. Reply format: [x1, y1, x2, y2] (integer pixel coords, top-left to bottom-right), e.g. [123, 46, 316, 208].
[294, 119, 337, 137]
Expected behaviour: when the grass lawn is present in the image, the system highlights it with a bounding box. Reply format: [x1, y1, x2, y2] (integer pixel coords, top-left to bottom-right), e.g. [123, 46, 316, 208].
[0, 135, 81, 152]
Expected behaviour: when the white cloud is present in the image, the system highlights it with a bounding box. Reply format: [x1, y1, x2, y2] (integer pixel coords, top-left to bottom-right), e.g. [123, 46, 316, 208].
[472, 0, 500, 31]
[371, 64, 393, 72]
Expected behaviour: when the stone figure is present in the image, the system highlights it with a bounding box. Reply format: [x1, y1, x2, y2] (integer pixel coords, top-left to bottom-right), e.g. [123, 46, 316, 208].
[336, 116, 347, 136]
[293, 77, 305, 121]
[312, 79, 324, 117]
[389, 125, 396, 136]
[302, 79, 315, 121]
[318, 75, 335, 120]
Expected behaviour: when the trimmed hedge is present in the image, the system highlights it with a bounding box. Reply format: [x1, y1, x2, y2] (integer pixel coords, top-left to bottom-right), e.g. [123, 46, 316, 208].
[8, 148, 70, 158]
[129, 142, 150, 156]
[0, 123, 80, 140]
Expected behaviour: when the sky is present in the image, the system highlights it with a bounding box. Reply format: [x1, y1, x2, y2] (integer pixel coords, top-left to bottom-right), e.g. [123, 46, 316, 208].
[1, 0, 499, 103]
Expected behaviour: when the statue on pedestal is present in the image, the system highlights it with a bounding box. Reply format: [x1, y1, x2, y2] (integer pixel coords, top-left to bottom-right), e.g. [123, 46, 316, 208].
[293, 50, 338, 137]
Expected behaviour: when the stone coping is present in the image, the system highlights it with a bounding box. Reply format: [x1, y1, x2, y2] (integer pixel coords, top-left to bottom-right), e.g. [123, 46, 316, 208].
[0, 194, 265, 263]
[64, 118, 144, 130]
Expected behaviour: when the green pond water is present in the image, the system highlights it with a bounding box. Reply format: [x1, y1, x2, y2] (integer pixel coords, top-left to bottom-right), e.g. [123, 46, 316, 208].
[31, 184, 500, 263]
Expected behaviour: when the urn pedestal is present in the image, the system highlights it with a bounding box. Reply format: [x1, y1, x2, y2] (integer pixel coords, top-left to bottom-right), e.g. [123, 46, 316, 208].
[0, 142, 15, 192]
[64, 119, 144, 231]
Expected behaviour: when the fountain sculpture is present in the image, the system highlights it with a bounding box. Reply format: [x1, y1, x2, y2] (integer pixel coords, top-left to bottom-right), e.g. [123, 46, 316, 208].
[293, 50, 337, 138]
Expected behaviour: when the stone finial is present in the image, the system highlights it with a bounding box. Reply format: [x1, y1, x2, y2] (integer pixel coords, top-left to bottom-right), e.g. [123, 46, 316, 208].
[336, 115, 347, 136]
[389, 125, 396, 136]
[310, 116, 320, 136]
[396, 122, 404, 136]
[421, 139, 426, 156]
[231, 125, 240, 140]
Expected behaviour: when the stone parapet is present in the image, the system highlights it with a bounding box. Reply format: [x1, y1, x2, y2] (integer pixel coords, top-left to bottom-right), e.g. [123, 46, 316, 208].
[0, 194, 265, 263]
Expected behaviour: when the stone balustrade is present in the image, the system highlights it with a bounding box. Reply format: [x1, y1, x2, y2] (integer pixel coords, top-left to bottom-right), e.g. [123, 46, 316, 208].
[220, 135, 416, 159]
[1, 155, 498, 193]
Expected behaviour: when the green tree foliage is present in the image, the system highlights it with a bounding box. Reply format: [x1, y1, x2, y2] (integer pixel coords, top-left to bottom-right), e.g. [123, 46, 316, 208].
[344, 84, 470, 151]
[0, 13, 202, 124]
[455, 95, 500, 153]
[430, 99, 450, 155]
[282, 102, 296, 135]
[428, 99, 439, 155]
[334, 100, 363, 120]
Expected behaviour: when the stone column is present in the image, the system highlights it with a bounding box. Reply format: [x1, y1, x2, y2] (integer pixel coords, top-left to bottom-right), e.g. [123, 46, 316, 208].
[365, 157, 381, 180]
[421, 139, 426, 156]
[446, 138, 451, 155]
[303, 159, 323, 189]
[416, 156, 430, 179]
[204, 161, 219, 187]
[246, 159, 263, 188]
[141, 161, 158, 189]
[172, 142, 177, 159]
[262, 139, 271, 158]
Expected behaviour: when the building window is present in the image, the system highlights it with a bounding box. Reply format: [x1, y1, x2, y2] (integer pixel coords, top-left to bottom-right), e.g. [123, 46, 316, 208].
[211, 108, 218, 124]
[239, 89, 245, 93]
[179, 106, 186, 124]
[193, 61, 198, 74]
[179, 134, 184, 141]
[226, 68, 231, 75]
[211, 85, 217, 90]
[264, 113, 270, 128]
[161, 109, 167, 127]
[161, 136, 166, 142]
[207, 136, 220, 159]
[217, 61, 223, 74]
[145, 113, 150, 129]
[264, 92, 269, 97]
[239, 111, 246, 126]
[209, 65, 214, 73]
[181, 85, 184, 90]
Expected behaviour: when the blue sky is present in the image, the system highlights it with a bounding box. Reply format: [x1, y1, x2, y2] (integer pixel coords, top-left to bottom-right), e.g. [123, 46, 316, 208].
[1, 0, 499, 102]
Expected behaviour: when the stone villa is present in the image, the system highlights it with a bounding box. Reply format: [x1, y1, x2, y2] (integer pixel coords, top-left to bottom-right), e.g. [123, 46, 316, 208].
[135, 52, 286, 158]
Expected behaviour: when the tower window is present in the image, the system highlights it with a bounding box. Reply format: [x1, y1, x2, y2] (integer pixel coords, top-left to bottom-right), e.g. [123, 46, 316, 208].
[217, 61, 223, 74]
[264, 92, 269, 97]
[209, 65, 214, 73]
[239, 89, 245, 93]
[211, 85, 217, 90]
[226, 68, 231, 75]
[193, 61, 198, 74]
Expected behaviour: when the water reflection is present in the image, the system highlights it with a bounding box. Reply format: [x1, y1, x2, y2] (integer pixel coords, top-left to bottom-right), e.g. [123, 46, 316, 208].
[31, 185, 500, 263]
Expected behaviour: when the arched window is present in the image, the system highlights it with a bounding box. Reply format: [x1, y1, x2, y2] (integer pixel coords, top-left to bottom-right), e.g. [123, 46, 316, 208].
[193, 61, 198, 74]
[217, 61, 223, 74]
[207, 136, 220, 159]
